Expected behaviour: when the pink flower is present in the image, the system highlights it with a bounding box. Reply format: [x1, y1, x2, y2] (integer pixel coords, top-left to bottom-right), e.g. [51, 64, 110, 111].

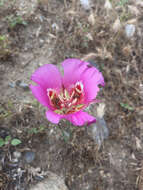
[30, 58, 105, 126]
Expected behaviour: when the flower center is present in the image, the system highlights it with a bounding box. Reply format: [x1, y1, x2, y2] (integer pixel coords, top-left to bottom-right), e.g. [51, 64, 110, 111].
[47, 82, 85, 114]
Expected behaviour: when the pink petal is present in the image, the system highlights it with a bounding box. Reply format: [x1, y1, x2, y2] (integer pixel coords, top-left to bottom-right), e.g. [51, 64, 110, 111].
[31, 64, 62, 90]
[82, 66, 105, 102]
[62, 58, 104, 102]
[30, 84, 50, 107]
[64, 111, 96, 126]
[62, 58, 89, 88]
[46, 110, 62, 124]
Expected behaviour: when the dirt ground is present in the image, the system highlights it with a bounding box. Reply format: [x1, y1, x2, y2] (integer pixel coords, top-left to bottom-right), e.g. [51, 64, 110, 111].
[0, 0, 143, 189]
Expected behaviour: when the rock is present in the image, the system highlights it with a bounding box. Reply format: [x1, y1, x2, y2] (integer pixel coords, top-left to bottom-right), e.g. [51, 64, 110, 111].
[34, 175, 44, 181]
[52, 23, 59, 32]
[29, 172, 68, 190]
[7, 162, 19, 168]
[13, 151, 22, 159]
[9, 81, 29, 90]
[24, 151, 35, 164]
[9, 82, 16, 88]
[11, 158, 19, 163]
[80, 0, 91, 10]
[19, 82, 29, 90]
[88, 117, 109, 148]
[87, 103, 109, 148]
[16, 80, 29, 90]
[125, 24, 136, 38]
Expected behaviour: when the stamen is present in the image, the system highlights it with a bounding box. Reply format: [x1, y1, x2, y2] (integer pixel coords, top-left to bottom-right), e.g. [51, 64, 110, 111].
[58, 94, 64, 102]
[64, 89, 70, 100]
[47, 88, 55, 100]
[68, 102, 72, 107]
[61, 103, 65, 107]
[75, 81, 84, 93]
[70, 91, 75, 99]
[71, 98, 77, 105]
[48, 83, 85, 115]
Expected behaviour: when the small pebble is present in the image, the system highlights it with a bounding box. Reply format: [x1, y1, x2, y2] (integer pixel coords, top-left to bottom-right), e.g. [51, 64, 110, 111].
[51, 23, 59, 31]
[125, 24, 135, 38]
[16, 80, 22, 86]
[24, 151, 35, 163]
[7, 162, 19, 168]
[80, 0, 91, 10]
[88, 117, 109, 148]
[9, 82, 16, 88]
[13, 151, 21, 159]
[16, 80, 29, 90]
[19, 82, 29, 90]
[39, 15, 44, 22]
[11, 158, 19, 163]
[34, 175, 44, 181]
